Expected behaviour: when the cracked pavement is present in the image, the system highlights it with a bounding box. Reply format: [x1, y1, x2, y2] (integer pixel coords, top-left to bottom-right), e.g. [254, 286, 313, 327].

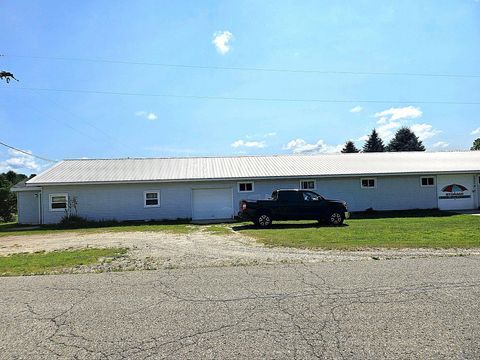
[1, 257, 479, 359]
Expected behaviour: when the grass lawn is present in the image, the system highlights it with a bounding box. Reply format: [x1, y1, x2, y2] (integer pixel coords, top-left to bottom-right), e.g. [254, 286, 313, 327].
[0, 221, 196, 237]
[0, 248, 127, 276]
[235, 212, 480, 249]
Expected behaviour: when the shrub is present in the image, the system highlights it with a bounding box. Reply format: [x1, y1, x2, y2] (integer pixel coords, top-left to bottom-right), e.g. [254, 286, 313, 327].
[58, 215, 89, 228]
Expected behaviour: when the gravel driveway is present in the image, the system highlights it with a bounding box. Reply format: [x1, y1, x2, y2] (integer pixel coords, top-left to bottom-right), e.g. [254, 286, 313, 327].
[1, 228, 479, 273]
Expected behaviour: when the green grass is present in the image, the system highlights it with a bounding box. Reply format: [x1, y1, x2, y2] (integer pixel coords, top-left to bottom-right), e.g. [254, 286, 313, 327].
[235, 212, 480, 249]
[0, 221, 196, 237]
[0, 248, 127, 276]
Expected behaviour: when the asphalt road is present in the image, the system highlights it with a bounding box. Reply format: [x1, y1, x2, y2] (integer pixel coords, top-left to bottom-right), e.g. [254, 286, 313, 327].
[1, 257, 479, 359]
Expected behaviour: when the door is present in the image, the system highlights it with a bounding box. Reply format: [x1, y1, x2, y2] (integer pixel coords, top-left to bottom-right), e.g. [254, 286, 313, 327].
[437, 174, 475, 210]
[300, 191, 329, 219]
[17, 191, 41, 225]
[192, 188, 234, 220]
[276, 191, 304, 220]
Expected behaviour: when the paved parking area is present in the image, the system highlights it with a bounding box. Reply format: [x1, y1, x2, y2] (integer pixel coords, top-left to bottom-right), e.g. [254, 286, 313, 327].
[1, 256, 479, 359]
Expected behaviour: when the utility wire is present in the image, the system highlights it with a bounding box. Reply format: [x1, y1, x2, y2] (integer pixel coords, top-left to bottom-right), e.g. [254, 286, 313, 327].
[0, 141, 56, 163]
[5, 86, 480, 105]
[18, 91, 107, 147]
[4, 54, 480, 79]
[38, 92, 138, 153]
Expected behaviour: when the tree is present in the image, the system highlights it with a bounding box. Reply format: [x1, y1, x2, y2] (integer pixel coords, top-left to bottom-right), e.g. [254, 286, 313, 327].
[0, 71, 18, 83]
[362, 129, 385, 152]
[0, 188, 16, 222]
[341, 140, 360, 153]
[0, 171, 28, 222]
[1, 54, 18, 83]
[387, 127, 425, 152]
[471, 138, 480, 151]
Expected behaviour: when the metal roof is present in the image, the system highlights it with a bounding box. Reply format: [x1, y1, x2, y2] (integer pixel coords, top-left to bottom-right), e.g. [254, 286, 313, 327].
[11, 179, 42, 192]
[27, 151, 480, 186]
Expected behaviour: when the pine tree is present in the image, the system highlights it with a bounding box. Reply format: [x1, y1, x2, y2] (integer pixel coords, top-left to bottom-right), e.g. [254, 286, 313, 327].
[341, 140, 360, 153]
[362, 129, 385, 152]
[471, 138, 480, 151]
[387, 127, 425, 152]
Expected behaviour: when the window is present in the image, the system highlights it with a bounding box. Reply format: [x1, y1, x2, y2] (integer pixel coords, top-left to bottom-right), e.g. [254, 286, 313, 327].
[49, 193, 68, 211]
[238, 182, 254, 192]
[144, 191, 160, 207]
[302, 191, 321, 202]
[421, 177, 435, 187]
[361, 178, 376, 188]
[300, 180, 316, 190]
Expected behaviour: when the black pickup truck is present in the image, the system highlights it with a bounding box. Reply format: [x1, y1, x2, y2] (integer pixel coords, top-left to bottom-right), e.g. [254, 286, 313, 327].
[238, 189, 349, 227]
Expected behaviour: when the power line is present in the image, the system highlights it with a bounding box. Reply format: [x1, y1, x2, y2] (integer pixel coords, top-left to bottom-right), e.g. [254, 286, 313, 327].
[4, 54, 480, 79]
[5, 86, 480, 105]
[20, 93, 106, 146]
[0, 141, 56, 163]
[38, 92, 138, 153]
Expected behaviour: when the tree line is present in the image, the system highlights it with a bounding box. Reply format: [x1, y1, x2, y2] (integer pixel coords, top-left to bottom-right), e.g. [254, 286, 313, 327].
[342, 127, 480, 153]
[341, 127, 425, 153]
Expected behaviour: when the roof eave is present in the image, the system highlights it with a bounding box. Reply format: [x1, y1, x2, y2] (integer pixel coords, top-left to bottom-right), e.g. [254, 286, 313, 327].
[26, 169, 480, 186]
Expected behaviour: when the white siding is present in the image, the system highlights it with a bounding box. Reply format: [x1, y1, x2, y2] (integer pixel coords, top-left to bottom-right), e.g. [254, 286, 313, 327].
[39, 175, 441, 224]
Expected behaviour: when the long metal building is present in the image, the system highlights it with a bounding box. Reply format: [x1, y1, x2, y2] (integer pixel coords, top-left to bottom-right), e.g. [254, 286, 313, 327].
[13, 151, 480, 224]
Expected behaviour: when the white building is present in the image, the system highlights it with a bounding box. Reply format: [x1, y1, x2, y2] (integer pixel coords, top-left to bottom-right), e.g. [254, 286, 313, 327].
[13, 151, 480, 224]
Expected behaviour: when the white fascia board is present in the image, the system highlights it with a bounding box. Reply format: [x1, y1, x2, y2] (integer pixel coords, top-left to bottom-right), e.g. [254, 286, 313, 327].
[27, 170, 480, 187]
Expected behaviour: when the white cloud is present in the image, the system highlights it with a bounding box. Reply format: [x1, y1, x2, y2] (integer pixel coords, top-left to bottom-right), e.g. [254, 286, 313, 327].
[212, 31, 233, 55]
[350, 106, 363, 113]
[471, 127, 480, 135]
[410, 123, 440, 140]
[283, 138, 342, 154]
[374, 106, 422, 124]
[135, 111, 157, 121]
[0, 149, 39, 172]
[264, 132, 277, 137]
[231, 140, 266, 148]
[370, 106, 439, 142]
[245, 132, 276, 139]
[433, 141, 449, 148]
[377, 121, 402, 140]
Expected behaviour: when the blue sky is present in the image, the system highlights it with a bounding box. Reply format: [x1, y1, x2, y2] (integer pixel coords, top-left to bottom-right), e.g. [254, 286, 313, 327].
[1, 0, 479, 174]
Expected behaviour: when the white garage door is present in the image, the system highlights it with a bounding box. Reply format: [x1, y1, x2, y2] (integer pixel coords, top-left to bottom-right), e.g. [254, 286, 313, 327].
[192, 188, 234, 220]
[437, 175, 475, 210]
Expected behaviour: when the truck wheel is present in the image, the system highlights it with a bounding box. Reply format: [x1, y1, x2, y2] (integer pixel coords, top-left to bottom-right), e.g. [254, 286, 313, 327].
[329, 212, 344, 226]
[256, 214, 272, 227]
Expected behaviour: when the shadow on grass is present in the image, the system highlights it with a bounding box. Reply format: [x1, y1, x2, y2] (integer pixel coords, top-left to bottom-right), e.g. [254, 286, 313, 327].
[232, 222, 349, 231]
[350, 209, 456, 219]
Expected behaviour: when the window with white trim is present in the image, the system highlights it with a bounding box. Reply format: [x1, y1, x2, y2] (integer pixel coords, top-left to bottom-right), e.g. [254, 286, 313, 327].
[361, 178, 376, 189]
[49, 193, 68, 211]
[300, 180, 316, 190]
[238, 182, 254, 192]
[144, 191, 160, 207]
[420, 176, 435, 187]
